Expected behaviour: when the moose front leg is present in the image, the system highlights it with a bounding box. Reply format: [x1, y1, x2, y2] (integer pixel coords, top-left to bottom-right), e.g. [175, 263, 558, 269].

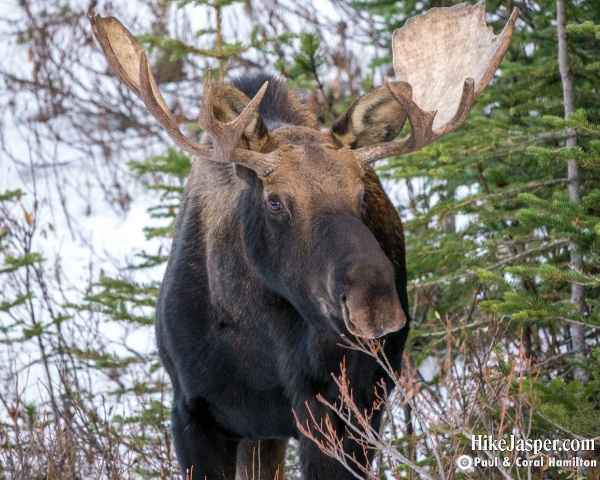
[235, 438, 288, 480]
[294, 398, 375, 480]
[170, 395, 238, 480]
[298, 436, 369, 480]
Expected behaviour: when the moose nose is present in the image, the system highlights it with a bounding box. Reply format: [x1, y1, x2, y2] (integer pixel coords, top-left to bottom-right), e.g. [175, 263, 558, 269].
[333, 255, 406, 339]
[341, 293, 406, 339]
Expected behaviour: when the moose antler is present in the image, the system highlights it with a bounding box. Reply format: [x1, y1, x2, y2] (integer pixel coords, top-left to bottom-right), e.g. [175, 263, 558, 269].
[88, 11, 280, 176]
[354, 2, 518, 165]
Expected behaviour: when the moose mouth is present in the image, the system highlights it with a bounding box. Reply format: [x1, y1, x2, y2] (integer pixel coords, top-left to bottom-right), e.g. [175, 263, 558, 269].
[340, 296, 357, 336]
[339, 293, 406, 339]
[340, 295, 383, 339]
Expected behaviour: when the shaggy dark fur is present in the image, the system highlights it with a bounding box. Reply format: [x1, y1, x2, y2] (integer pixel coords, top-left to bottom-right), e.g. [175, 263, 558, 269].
[156, 74, 410, 480]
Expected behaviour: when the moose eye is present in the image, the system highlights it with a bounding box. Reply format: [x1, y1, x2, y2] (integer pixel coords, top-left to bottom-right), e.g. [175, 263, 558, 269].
[267, 197, 284, 214]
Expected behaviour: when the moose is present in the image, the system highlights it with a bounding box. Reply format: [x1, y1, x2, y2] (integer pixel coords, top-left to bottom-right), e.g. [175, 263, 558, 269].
[90, 3, 516, 479]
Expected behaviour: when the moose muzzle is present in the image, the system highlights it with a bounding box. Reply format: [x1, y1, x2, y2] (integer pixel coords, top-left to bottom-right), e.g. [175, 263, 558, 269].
[336, 256, 406, 339]
[324, 217, 406, 339]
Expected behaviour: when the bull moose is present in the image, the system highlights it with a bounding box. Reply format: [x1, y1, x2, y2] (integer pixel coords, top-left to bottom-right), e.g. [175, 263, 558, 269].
[89, 3, 516, 479]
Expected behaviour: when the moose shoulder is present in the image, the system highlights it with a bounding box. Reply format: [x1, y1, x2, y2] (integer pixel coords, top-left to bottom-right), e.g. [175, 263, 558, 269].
[89, 3, 517, 479]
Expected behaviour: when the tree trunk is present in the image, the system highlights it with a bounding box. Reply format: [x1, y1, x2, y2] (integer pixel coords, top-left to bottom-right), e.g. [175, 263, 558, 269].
[556, 0, 589, 382]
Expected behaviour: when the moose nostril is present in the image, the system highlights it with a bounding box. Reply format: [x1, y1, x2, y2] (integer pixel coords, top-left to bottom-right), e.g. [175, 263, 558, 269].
[340, 295, 355, 333]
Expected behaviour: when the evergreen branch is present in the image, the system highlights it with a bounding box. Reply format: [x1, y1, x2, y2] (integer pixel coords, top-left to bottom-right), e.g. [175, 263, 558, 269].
[188, 44, 249, 59]
[452, 178, 568, 211]
[411, 240, 570, 289]
[137, 35, 250, 60]
[406, 178, 568, 228]
[475, 239, 571, 272]
[534, 409, 599, 441]
[414, 319, 496, 338]
[472, 129, 573, 154]
[544, 316, 600, 330]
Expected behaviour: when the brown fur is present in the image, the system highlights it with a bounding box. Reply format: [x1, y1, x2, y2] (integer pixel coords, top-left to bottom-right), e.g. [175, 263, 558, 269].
[332, 82, 410, 148]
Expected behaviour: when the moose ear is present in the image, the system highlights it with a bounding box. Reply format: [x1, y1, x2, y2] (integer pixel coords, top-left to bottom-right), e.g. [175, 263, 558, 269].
[209, 83, 269, 152]
[331, 82, 411, 149]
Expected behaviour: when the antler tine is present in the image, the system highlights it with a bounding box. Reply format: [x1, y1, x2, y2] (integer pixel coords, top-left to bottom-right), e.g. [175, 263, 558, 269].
[435, 78, 476, 138]
[475, 7, 519, 98]
[89, 11, 279, 176]
[385, 78, 437, 152]
[138, 53, 211, 158]
[354, 2, 518, 166]
[88, 10, 141, 98]
[89, 11, 211, 158]
[198, 70, 276, 171]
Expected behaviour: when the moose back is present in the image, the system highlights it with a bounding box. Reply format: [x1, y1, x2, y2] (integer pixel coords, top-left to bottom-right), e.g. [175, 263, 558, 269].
[89, 3, 516, 478]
